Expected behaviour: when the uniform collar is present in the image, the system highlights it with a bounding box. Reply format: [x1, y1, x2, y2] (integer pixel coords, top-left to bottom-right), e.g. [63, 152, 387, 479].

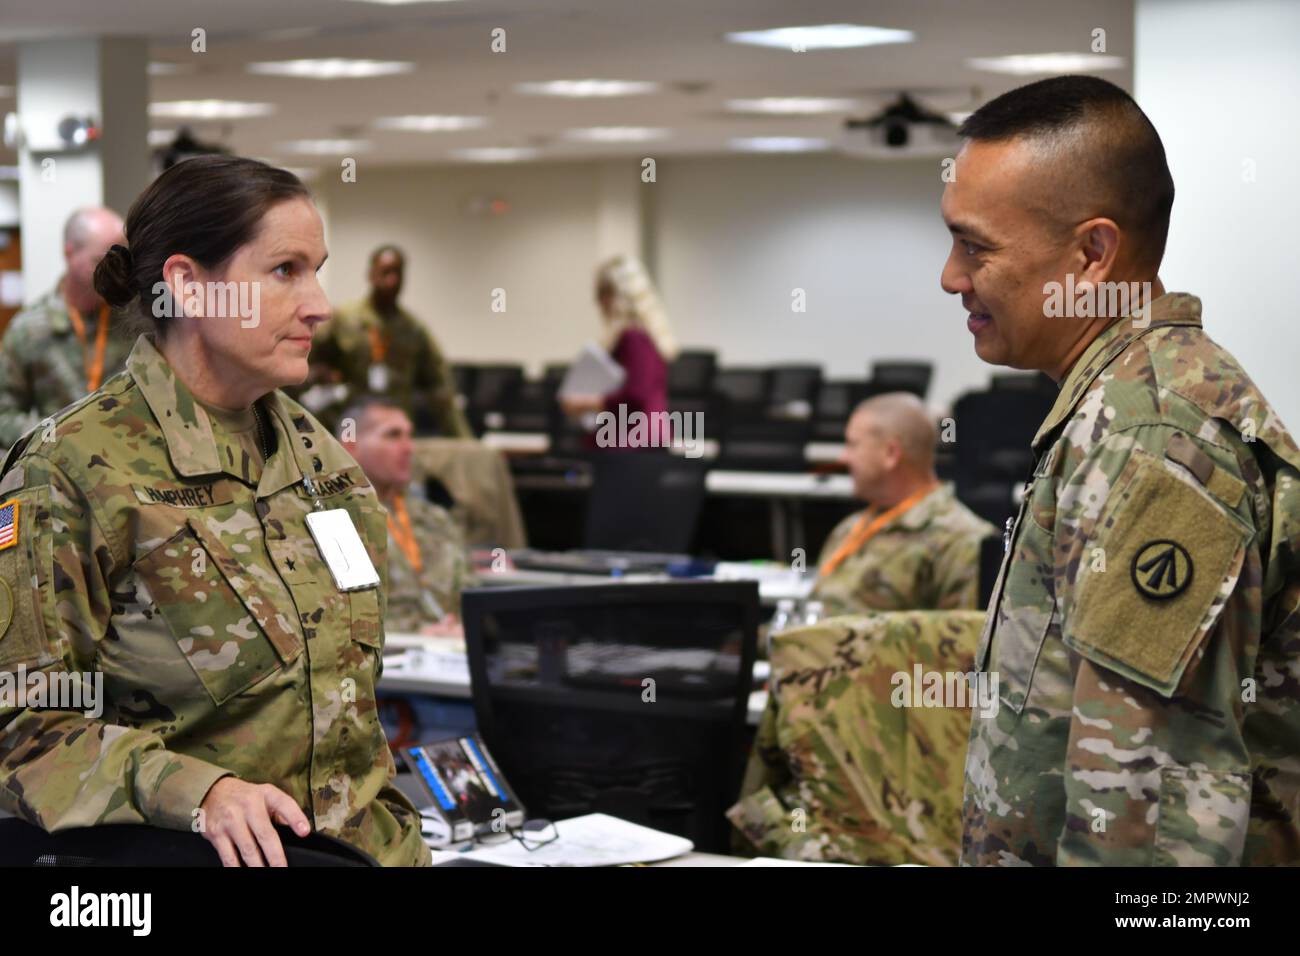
[894, 482, 949, 531]
[1032, 292, 1203, 451]
[128, 333, 331, 494]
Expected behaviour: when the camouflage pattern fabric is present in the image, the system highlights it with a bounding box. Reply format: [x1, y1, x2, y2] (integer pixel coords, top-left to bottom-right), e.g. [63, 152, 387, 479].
[412, 437, 527, 549]
[0, 334, 429, 866]
[812, 483, 995, 615]
[963, 292, 1300, 866]
[0, 289, 136, 450]
[729, 610, 984, 865]
[304, 298, 471, 438]
[384, 493, 474, 633]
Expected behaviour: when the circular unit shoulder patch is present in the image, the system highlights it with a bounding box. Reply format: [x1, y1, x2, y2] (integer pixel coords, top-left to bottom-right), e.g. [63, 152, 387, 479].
[1131, 539, 1193, 600]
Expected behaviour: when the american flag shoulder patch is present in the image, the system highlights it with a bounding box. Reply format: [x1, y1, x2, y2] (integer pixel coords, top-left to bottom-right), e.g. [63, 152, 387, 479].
[0, 498, 19, 552]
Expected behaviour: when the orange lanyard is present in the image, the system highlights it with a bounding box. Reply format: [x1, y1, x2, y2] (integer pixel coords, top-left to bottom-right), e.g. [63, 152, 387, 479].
[819, 482, 938, 576]
[387, 494, 423, 573]
[66, 303, 111, 391]
[367, 324, 388, 364]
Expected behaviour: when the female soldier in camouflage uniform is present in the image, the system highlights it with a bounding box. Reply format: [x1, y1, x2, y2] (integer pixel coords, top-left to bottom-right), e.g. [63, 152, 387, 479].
[0, 156, 428, 866]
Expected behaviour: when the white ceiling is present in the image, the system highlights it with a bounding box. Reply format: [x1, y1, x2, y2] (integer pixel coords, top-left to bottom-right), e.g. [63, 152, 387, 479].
[0, 0, 1135, 169]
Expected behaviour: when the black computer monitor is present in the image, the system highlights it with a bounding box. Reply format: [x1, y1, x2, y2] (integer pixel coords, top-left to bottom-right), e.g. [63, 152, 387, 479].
[460, 581, 759, 853]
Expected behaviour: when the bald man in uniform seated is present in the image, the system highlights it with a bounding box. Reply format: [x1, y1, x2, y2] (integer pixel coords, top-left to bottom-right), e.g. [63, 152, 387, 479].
[812, 392, 994, 614]
[339, 396, 474, 634]
[0, 207, 131, 448]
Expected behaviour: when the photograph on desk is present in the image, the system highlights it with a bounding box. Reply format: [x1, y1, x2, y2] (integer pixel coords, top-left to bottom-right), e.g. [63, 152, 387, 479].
[0, 0, 1295, 930]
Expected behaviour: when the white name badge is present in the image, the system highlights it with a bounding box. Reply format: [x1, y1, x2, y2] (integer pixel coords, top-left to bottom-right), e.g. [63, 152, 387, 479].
[368, 363, 391, 393]
[305, 509, 381, 591]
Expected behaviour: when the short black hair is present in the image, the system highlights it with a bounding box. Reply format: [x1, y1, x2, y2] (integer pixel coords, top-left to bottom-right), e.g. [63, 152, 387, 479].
[369, 244, 405, 267]
[959, 75, 1175, 268]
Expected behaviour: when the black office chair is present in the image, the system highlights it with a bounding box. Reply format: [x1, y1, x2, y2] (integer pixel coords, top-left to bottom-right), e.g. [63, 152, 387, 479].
[583, 450, 708, 553]
[499, 378, 555, 432]
[713, 367, 772, 426]
[867, 360, 933, 399]
[768, 365, 822, 419]
[461, 581, 760, 854]
[469, 364, 525, 434]
[667, 350, 717, 398]
[950, 387, 1055, 525]
[714, 419, 812, 472]
[0, 818, 379, 866]
[812, 378, 871, 442]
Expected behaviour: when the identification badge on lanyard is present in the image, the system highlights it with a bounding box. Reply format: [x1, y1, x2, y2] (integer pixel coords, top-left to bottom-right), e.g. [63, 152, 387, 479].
[368, 363, 391, 393]
[305, 508, 381, 591]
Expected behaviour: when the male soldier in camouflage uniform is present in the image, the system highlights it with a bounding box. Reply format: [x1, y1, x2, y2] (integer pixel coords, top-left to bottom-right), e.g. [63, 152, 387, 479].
[303, 246, 470, 438]
[944, 76, 1300, 865]
[812, 392, 994, 615]
[340, 397, 474, 632]
[729, 610, 985, 865]
[0, 207, 131, 449]
[0, 336, 429, 866]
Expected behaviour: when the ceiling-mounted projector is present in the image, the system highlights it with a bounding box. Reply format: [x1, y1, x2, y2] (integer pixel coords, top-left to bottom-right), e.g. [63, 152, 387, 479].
[841, 94, 960, 159]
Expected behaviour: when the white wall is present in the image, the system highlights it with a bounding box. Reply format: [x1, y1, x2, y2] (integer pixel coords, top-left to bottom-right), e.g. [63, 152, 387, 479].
[651, 154, 987, 409]
[317, 161, 618, 376]
[1136, 0, 1300, 428]
[318, 153, 991, 412]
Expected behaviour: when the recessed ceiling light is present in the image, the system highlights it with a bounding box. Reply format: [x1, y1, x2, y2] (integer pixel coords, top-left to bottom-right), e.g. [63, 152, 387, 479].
[564, 127, 668, 142]
[248, 59, 414, 80]
[374, 115, 489, 132]
[515, 79, 659, 98]
[730, 136, 829, 153]
[150, 100, 275, 119]
[450, 147, 540, 163]
[280, 139, 372, 155]
[725, 24, 914, 51]
[966, 53, 1126, 75]
[148, 62, 195, 76]
[726, 97, 859, 114]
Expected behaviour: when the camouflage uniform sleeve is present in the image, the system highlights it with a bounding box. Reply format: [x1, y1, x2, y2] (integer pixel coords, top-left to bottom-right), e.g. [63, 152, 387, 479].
[0, 322, 39, 450]
[0, 455, 233, 831]
[1050, 426, 1255, 865]
[415, 333, 472, 439]
[726, 692, 792, 856]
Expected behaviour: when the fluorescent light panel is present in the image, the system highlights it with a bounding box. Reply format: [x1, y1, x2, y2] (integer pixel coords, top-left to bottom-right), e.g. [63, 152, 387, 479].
[564, 127, 668, 142]
[450, 147, 539, 162]
[374, 115, 488, 132]
[150, 100, 275, 119]
[966, 52, 1126, 75]
[726, 24, 914, 50]
[726, 97, 858, 114]
[280, 139, 372, 154]
[248, 58, 414, 79]
[515, 79, 659, 98]
[730, 136, 828, 152]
